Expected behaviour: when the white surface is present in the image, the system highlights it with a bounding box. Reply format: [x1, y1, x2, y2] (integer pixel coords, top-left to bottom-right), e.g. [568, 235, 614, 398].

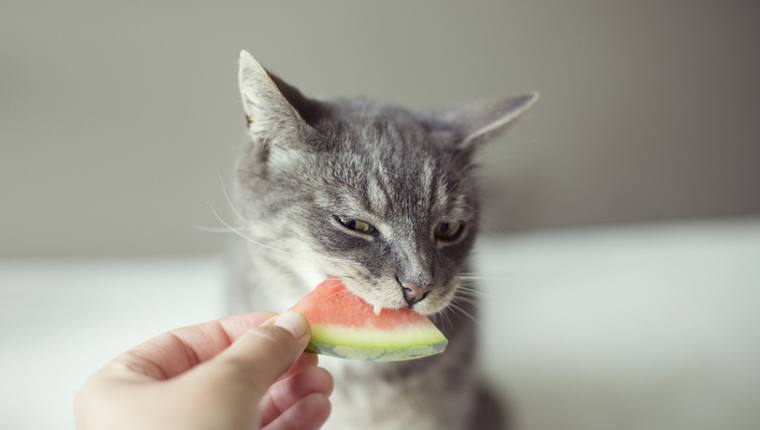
[475, 218, 760, 430]
[0, 257, 226, 430]
[2, 218, 759, 429]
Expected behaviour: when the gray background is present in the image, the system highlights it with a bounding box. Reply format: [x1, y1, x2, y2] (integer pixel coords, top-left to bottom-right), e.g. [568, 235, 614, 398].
[2, 1, 759, 258]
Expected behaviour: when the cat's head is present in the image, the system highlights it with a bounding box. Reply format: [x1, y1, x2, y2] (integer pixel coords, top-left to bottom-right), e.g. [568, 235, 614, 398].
[234, 50, 536, 315]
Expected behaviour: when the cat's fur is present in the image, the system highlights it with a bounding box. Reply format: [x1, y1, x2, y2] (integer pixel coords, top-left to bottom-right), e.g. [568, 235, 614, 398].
[229, 50, 536, 430]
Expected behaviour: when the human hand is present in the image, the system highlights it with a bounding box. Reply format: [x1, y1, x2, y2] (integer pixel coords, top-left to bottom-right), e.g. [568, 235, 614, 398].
[74, 311, 333, 430]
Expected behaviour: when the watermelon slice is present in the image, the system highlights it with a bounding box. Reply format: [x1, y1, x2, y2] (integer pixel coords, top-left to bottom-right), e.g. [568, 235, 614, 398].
[289, 278, 448, 361]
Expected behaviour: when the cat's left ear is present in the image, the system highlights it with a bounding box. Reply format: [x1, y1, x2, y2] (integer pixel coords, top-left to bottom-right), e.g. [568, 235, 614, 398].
[238, 50, 319, 150]
[425, 92, 539, 151]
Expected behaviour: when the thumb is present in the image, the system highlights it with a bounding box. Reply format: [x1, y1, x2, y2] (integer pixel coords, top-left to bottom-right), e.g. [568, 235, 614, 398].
[193, 311, 311, 400]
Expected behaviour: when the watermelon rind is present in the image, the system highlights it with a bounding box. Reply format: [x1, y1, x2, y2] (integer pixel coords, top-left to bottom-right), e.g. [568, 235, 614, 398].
[306, 341, 447, 361]
[306, 323, 448, 361]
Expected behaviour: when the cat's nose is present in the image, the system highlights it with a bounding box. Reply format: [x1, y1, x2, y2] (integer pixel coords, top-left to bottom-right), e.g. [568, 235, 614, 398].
[401, 282, 433, 306]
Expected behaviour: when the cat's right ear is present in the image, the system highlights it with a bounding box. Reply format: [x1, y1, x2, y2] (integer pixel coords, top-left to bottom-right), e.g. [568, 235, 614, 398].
[424, 92, 539, 152]
[238, 50, 315, 150]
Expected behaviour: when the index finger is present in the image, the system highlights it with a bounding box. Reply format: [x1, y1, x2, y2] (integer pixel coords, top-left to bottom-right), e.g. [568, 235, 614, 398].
[109, 312, 278, 381]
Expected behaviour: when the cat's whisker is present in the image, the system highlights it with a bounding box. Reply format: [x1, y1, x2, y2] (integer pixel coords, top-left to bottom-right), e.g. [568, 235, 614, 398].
[193, 224, 248, 233]
[457, 270, 512, 281]
[450, 160, 476, 183]
[218, 173, 304, 251]
[454, 288, 487, 300]
[447, 301, 484, 330]
[433, 309, 454, 331]
[456, 286, 484, 295]
[206, 202, 311, 260]
[455, 284, 479, 291]
[451, 294, 483, 311]
[474, 213, 502, 236]
[208, 200, 360, 269]
[457, 275, 510, 282]
[218, 171, 253, 229]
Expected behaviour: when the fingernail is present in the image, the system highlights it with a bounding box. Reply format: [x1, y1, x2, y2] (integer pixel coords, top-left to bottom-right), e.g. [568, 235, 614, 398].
[274, 311, 308, 340]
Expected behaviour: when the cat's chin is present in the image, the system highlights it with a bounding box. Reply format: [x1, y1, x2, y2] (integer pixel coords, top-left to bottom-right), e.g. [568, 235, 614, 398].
[409, 278, 460, 316]
[410, 296, 453, 316]
[410, 301, 443, 316]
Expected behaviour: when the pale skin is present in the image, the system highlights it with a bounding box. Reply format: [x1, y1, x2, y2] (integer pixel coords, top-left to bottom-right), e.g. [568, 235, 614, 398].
[74, 311, 333, 430]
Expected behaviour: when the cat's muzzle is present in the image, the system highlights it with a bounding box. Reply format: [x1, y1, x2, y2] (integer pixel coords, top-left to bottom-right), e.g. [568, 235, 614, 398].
[401, 282, 432, 306]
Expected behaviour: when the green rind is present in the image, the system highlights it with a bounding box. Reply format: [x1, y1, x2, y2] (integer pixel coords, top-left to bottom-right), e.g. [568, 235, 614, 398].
[309, 323, 447, 349]
[305, 339, 448, 361]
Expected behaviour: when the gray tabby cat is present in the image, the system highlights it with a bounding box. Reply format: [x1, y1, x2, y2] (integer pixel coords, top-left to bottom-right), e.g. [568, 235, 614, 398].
[229, 50, 536, 430]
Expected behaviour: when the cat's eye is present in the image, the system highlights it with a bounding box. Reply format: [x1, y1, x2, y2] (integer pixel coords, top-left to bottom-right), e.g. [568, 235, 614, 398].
[338, 217, 377, 235]
[434, 222, 464, 241]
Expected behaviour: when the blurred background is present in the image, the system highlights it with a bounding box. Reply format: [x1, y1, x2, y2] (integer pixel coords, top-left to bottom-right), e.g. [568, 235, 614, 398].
[2, 1, 759, 430]
[2, 0, 759, 257]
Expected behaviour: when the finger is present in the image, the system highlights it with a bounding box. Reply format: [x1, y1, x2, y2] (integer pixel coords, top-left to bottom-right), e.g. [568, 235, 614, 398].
[259, 365, 334, 427]
[104, 312, 278, 381]
[274, 352, 318, 384]
[262, 392, 331, 430]
[198, 311, 311, 399]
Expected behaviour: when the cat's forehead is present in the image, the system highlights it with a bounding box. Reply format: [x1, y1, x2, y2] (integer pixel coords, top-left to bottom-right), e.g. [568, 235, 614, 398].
[318, 100, 455, 150]
[315, 123, 475, 222]
[330, 110, 459, 164]
[322, 110, 461, 177]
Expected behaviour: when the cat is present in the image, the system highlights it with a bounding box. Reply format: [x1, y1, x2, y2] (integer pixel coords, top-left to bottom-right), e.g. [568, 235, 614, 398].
[228, 50, 536, 430]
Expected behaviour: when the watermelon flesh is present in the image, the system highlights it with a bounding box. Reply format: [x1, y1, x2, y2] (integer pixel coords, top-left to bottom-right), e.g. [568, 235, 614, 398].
[289, 278, 448, 361]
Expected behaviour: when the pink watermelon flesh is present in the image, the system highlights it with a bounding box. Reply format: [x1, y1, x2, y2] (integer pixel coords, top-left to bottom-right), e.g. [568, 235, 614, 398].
[289, 278, 448, 361]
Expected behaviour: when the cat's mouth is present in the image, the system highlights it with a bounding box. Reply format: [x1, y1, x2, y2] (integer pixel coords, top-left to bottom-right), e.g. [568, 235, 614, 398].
[334, 274, 456, 316]
[331, 275, 409, 313]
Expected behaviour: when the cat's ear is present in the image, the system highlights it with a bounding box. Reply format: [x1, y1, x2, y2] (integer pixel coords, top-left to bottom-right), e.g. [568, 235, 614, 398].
[426, 93, 538, 151]
[238, 50, 319, 149]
